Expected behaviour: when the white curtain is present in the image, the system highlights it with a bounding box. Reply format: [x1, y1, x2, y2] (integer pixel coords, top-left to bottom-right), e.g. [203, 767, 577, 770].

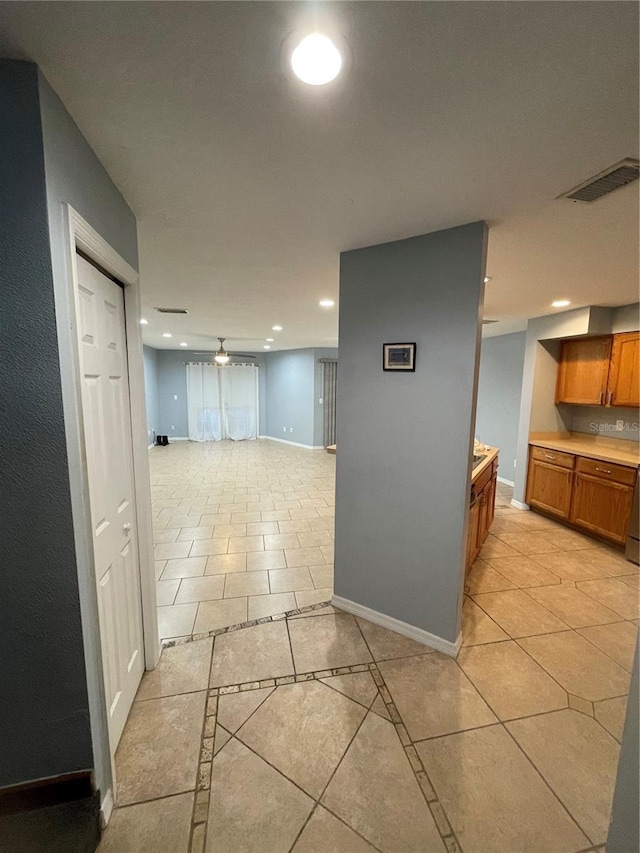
[187, 363, 258, 442]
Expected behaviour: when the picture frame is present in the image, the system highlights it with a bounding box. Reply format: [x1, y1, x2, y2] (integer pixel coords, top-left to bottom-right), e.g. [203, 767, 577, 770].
[383, 342, 416, 372]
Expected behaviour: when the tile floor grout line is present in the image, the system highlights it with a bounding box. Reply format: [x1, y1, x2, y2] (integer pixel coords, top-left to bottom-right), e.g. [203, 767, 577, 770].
[511, 627, 632, 704]
[370, 662, 464, 853]
[187, 683, 218, 853]
[352, 588, 461, 846]
[501, 720, 599, 848]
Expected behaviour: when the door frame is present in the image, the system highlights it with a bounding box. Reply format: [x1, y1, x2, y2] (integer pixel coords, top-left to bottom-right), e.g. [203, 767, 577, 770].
[54, 204, 159, 822]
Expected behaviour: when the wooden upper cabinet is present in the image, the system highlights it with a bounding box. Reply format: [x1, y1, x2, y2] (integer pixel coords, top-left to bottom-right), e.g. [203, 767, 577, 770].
[555, 337, 611, 405]
[608, 332, 640, 407]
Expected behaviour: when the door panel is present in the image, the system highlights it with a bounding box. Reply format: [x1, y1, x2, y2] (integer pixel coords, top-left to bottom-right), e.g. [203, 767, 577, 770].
[570, 474, 634, 544]
[608, 332, 640, 407]
[76, 255, 144, 752]
[526, 458, 573, 518]
[555, 337, 611, 405]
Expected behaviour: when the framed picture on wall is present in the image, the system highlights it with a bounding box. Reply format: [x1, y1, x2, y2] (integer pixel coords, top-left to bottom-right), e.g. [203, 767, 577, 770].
[383, 342, 416, 372]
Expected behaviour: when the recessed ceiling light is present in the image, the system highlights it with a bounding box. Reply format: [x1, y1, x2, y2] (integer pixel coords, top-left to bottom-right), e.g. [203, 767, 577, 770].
[264, 345, 271, 350]
[266, 338, 274, 342]
[291, 34, 342, 86]
[180, 342, 188, 347]
[319, 299, 335, 308]
[272, 325, 283, 331]
[484, 276, 492, 284]
[552, 300, 571, 308]
[162, 333, 172, 338]
[140, 318, 149, 325]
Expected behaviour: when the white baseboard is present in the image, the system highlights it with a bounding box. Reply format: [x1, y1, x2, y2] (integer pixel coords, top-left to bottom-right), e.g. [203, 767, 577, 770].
[497, 476, 515, 487]
[332, 595, 461, 657]
[511, 498, 529, 510]
[100, 788, 114, 828]
[259, 435, 325, 450]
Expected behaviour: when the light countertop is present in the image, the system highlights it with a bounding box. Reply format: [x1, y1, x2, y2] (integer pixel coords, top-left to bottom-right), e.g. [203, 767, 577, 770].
[529, 432, 640, 469]
[472, 446, 499, 482]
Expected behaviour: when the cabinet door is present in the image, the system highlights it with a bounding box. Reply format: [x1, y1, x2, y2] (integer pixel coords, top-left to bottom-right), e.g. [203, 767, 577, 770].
[485, 474, 497, 533]
[608, 332, 640, 407]
[526, 459, 573, 518]
[570, 474, 634, 544]
[466, 496, 480, 572]
[478, 486, 489, 547]
[555, 337, 611, 405]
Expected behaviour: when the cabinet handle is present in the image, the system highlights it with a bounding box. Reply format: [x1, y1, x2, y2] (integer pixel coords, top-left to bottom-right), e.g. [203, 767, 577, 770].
[544, 453, 556, 460]
[595, 466, 612, 475]
[599, 391, 604, 406]
[606, 390, 613, 406]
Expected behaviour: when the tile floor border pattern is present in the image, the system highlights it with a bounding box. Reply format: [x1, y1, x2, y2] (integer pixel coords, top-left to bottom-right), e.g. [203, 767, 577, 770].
[185, 660, 609, 853]
[188, 660, 464, 853]
[161, 600, 333, 650]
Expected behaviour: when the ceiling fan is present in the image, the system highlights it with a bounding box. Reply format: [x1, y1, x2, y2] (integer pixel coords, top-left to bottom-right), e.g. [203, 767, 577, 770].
[193, 337, 257, 363]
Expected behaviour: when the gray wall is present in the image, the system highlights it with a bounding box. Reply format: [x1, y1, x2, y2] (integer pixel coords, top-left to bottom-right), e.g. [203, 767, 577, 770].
[263, 349, 316, 445]
[569, 406, 639, 442]
[475, 332, 526, 482]
[0, 60, 93, 788]
[607, 643, 639, 853]
[38, 66, 140, 800]
[334, 222, 487, 643]
[147, 347, 338, 447]
[313, 348, 340, 448]
[143, 345, 160, 442]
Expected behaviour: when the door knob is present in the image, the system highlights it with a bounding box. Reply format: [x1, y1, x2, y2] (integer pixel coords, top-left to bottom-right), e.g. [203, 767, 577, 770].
[123, 523, 131, 533]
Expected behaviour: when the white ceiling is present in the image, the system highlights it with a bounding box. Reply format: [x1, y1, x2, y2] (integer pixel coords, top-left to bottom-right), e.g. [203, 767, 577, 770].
[1, 2, 638, 350]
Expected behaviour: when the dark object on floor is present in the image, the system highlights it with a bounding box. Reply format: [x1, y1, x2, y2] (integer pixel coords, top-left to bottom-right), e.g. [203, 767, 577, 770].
[155, 435, 169, 446]
[0, 775, 100, 853]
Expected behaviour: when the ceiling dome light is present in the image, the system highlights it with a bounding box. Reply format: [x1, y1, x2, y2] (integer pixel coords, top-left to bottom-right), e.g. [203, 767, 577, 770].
[180, 342, 188, 347]
[272, 325, 283, 331]
[484, 276, 492, 284]
[319, 299, 335, 308]
[264, 345, 271, 350]
[552, 300, 571, 308]
[140, 318, 149, 325]
[266, 338, 275, 342]
[291, 34, 342, 86]
[162, 332, 172, 338]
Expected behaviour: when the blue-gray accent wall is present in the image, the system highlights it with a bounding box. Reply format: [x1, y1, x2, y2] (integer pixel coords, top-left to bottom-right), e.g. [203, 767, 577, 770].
[1, 59, 139, 794]
[144, 347, 337, 447]
[475, 332, 527, 482]
[334, 222, 487, 643]
[143, 345, 160, 442]
[0, 61, 85, 789]
[39, 66, 139, 800]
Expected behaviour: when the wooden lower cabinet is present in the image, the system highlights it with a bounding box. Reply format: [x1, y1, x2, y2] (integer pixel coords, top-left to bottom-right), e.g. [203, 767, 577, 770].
[526, 445, 637, 546]
[570, 473, 634, 544]
[526, 459, 573, 519]
[467, 457, 499, 571]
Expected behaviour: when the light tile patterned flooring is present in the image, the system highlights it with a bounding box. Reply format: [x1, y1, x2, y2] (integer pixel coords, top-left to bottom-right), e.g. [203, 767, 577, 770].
[100, 445, 639, 852]
[150, 440, 336, 640]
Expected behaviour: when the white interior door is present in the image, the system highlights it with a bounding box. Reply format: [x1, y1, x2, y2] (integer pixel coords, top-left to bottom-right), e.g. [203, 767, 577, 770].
[75, 254, 144, 752]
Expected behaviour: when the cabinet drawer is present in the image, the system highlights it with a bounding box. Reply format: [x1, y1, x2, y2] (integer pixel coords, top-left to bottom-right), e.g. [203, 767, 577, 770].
[530, 446, 575, 470]
[575, 456, 637, 486]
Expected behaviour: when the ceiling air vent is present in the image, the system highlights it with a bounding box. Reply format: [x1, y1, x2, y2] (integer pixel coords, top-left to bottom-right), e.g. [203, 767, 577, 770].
[558, 158, 639, 203]
[155, 307, 189, 315]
